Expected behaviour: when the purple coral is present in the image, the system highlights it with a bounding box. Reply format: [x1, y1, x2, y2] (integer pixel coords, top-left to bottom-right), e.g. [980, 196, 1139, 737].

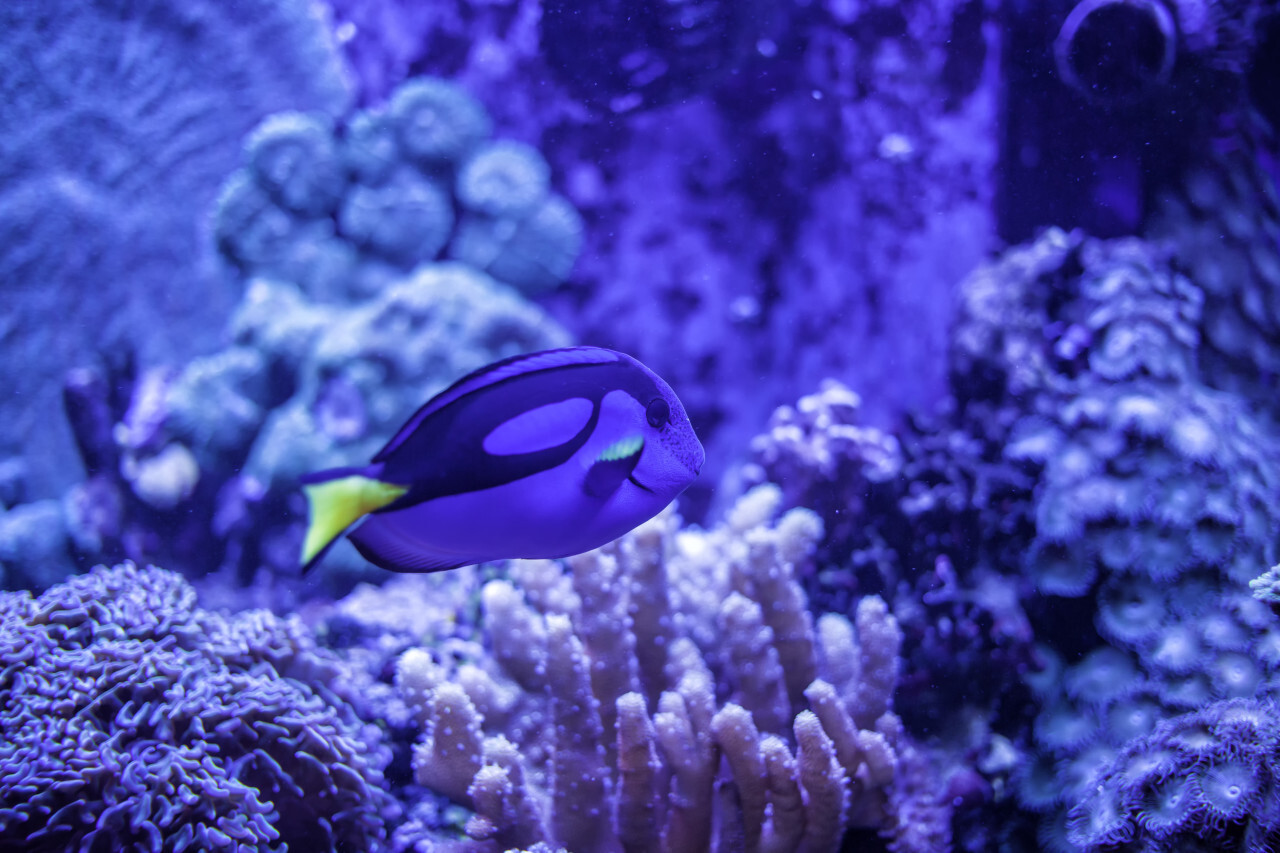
[0, 0, 349, 499]
[1066, 698, 1280, 851]
[214, 75, 581, 300]
[0, 562, 394, 851]
[391, 494, 950, 852]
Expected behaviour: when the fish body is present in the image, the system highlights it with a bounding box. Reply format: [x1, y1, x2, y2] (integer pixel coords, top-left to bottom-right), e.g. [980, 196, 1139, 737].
[300, 346, 703, 574]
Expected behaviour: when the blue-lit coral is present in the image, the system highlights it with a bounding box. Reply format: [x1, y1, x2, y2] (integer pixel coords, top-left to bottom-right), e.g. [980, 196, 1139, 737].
[38, 79, 584, 591]
[0, 0, 349, 498]
[0, 562, 393, 851]
[949, 227, 1280, 847]
[388, 490, 951, 852]
[1250, 563, 1280, 603]
[741, 376, 1039, 758]
[1149, 146, 1280, 408]
[215, 76, 582, 299]
[58, 261, 570, 591]
[1065, 698, 1280, 851]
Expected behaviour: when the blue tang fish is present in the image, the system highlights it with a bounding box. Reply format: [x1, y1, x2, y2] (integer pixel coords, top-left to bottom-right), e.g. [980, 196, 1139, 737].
[300, 346, 704, 574]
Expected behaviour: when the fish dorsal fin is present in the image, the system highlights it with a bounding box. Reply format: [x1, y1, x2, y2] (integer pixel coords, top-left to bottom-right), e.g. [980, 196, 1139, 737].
[374, 347, 622, 462]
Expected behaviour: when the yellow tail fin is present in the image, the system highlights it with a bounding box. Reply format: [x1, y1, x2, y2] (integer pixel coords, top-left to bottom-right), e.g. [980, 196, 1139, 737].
[301, 476, 408, 573]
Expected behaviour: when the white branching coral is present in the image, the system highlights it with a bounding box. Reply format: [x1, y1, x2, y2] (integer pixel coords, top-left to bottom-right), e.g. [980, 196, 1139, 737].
[395, 487, 950, 852]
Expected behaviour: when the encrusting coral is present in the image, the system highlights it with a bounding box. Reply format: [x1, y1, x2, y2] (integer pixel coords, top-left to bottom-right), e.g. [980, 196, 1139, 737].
[0, 562, 395, 851]
[391, 486, 950, 852]
[741, 225, 1280, 849]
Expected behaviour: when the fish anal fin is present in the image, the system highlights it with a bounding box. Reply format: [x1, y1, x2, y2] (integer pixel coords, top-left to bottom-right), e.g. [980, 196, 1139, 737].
[348, 516, 476, 574]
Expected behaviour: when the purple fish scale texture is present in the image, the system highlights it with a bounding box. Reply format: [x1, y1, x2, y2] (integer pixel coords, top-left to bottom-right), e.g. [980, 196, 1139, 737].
[0, 563, 393, 852]
[383, 492, 951, 853]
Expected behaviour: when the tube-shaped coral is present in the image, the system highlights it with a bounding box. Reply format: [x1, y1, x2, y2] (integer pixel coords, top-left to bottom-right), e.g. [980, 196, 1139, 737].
[396, 491, 942, 851]
[546, 613, 612, 851]
[795, 710, 849, 852]
[411, 682, 486, 804]
[719, 591, 791, 735]
[567, 548, 641, 765]
[615, 692, 662, 851]
[712, 703, 768, 850]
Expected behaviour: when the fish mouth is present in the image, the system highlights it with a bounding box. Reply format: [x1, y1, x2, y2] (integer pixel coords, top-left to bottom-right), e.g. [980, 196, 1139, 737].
[627, 474, 656, 494]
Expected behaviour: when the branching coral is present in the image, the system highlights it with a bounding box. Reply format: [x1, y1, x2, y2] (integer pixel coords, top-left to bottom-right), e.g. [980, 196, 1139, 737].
[392, 488, 950, 852]
[740, 375, 1039, 785]
[0, 562, 394, 851]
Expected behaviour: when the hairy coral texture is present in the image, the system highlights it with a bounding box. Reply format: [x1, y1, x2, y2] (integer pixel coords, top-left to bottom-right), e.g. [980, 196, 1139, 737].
[0, 562, 393, 852]
[394, 490, 950, 853]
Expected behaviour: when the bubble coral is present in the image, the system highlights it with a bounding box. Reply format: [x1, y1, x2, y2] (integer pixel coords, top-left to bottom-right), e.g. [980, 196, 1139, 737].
[246, 112, 346, 218]
[387, 77, 492, 167]
[338, 168, 454, 264]
[456, 140, 552, 219]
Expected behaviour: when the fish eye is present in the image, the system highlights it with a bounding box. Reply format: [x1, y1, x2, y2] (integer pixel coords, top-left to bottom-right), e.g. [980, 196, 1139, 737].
[646, 397, 670, 428]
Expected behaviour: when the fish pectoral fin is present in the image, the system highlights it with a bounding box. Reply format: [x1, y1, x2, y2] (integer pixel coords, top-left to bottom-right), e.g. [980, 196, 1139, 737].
[300, 475, 408, 575]
[583, 434, 644, 498]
